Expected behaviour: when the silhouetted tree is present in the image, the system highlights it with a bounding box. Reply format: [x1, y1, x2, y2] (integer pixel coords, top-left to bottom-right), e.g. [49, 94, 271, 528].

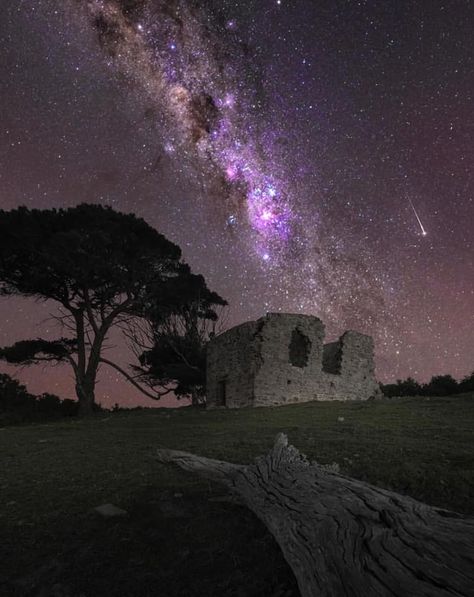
[0, 204, 223, 414]
[0, 372, 77, 422]
[381, 377, 422, 397]
[422, 374, 459, 396]
[459, 371, 474, 394]
[129, 272, 227, 404]
[0, 373, 36, 413]
[382, 374, 464, 398]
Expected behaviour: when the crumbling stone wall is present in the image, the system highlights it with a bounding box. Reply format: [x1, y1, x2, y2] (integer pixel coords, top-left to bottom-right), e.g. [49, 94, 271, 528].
[322, 341, 342, 374]
[206, 313, 380, 408]
[319, 331, 380, 401]
[206, 321, 258, 408]
[252, 313, 325, 406]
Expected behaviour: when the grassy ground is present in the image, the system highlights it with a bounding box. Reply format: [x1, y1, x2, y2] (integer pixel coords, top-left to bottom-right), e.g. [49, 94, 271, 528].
[1, 394, 473, 596]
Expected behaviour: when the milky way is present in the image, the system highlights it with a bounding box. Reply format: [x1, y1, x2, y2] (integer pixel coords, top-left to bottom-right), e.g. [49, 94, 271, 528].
[70, 0, 298, 260]
[1, 0, 473, 406]
[67, 0, 394, 337]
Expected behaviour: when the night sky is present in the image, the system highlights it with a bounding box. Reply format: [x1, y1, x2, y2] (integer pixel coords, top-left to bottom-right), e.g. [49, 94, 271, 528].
[1, 0, 473, 407]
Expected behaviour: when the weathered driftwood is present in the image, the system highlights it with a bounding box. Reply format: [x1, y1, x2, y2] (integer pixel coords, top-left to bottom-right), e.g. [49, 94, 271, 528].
[156, 434, 474, 597]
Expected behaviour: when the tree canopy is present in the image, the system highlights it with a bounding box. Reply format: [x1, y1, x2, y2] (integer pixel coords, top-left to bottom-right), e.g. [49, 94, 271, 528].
[0, 204, 225, 413]
[135, 271, 227, 404]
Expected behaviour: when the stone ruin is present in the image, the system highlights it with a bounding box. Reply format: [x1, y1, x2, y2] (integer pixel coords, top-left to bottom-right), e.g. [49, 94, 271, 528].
[206, 313, 381, 408]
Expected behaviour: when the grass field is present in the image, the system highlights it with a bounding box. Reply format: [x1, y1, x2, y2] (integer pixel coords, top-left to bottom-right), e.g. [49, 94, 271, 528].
[1, 394, 473, 596]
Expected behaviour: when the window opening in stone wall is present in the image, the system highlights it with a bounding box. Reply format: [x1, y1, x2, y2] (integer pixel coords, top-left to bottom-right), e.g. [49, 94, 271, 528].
[217, 379, 227, 406]
[322, 341, 342, 375]
[289, 328, 311, 368]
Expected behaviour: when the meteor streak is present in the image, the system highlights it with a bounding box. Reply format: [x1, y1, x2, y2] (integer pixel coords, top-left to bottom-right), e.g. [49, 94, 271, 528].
[409, 199, 427, 237]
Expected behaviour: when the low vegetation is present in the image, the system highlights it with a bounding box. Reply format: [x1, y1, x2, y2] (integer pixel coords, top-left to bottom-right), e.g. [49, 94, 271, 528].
[382, 372, 474, 397]
[0, 373, 88, 425]
[1, 394, 473, 596]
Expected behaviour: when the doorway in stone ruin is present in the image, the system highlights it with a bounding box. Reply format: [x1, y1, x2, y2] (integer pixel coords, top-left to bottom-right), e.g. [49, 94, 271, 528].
[289, 328, 312, 368]
[217, 379, 227, 406]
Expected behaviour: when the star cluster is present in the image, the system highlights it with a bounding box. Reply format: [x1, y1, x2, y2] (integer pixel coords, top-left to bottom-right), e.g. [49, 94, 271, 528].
[0, 0, 473, 406]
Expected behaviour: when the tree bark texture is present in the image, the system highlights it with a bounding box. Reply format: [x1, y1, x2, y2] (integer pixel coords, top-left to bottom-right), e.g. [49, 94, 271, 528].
[76, 382, 95, 416]
[156, 434, 474, 597]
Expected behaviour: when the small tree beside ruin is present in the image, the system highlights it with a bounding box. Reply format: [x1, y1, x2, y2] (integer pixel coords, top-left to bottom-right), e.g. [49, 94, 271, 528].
[127, 271, 227, 405]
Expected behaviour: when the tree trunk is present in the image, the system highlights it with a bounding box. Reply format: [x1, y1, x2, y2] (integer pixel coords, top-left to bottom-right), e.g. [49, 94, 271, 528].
[190, 389, 204, 406]
[76, 380, 95, 416]
[156, 434, 474, 597]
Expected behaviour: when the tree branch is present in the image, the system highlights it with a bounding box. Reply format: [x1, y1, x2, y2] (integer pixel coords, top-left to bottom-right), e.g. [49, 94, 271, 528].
[64, 353, 78, 375]
[104, 296, 135, 326]
[73, 310, 86, 379]
[83, 288, 100, 335]
[99, 357, 173, 400]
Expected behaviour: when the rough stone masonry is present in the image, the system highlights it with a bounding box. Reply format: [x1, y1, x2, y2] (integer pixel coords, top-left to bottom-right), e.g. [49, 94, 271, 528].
[206, 313, 381, 408]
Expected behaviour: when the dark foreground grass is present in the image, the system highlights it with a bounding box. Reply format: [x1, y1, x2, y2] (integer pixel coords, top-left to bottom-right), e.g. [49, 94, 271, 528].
[1, 394, 473, 596]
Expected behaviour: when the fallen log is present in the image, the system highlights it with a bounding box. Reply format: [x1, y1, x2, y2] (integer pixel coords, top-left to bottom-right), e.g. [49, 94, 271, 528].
[156, 434, 474, 597]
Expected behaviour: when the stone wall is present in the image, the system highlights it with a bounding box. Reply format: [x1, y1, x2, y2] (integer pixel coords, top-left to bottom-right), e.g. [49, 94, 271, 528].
[322, 341, 342, 374]
[206, 320, 258, 408]
[252, 313, 325, 406]
[319, 331, 381, 401]
[206, 312, 380, 408]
